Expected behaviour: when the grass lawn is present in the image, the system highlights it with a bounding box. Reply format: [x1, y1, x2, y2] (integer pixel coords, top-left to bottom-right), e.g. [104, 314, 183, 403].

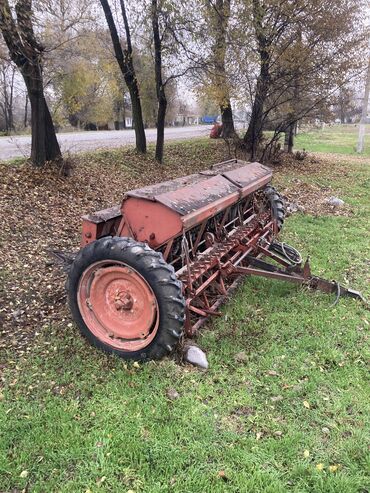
[295, 124, 370, 156]
[0, 132, 369, 492]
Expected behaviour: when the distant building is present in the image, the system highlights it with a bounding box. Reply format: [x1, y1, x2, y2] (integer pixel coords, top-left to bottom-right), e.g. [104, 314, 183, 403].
[173, 114, 199, 126]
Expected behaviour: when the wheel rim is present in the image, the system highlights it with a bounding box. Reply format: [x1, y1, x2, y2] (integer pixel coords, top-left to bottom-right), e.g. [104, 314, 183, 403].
[77, 260, 159, 351]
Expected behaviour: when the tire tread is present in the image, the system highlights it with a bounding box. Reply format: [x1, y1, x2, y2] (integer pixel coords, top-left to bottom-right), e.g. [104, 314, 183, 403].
[68, 236, 184, 361]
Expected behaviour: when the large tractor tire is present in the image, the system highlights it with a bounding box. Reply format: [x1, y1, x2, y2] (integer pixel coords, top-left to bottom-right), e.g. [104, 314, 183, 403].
[68, 236, 185, 361]
[263, 185, 285, 232]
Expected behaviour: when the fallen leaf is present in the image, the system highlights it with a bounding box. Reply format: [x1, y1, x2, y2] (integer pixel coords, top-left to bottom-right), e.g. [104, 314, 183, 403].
[218, 470, 228, 481]
[166, 388, 180, 400]
[234, 351, 247, 363]
[271, 395, 283, 402]
[303, 400, 310, 409]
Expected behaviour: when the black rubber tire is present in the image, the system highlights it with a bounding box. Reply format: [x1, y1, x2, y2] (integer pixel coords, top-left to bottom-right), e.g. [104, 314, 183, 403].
[68, 236, 185, 361]
[264, 185, 285, 232]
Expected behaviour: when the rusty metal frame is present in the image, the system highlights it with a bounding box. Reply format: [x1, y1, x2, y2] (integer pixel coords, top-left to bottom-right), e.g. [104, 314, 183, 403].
[76, 159, 365, 342]
[171, 205, 365, 336]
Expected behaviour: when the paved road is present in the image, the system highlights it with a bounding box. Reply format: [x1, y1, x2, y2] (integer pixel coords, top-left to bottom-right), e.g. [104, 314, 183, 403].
[0, 125, 213, 161]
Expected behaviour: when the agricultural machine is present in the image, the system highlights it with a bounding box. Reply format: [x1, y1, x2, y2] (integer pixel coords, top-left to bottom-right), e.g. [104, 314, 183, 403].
[66, 159, 364, 361]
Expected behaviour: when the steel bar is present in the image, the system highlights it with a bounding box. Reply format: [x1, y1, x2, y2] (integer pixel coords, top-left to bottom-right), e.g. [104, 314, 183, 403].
[232, 266, 306, 283]
[191, 276, 246, 333]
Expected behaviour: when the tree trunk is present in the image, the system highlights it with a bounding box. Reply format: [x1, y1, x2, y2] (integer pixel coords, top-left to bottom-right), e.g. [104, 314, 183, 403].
[243, 0, 270, 160]
[99, 0, 146, 153]
[357, 56, 370, 153]
[243, 71, 269, 159]
[2, 68, 9, 131]
[156, 93, 167, 162]
[44, 95, 61, 159]
[0, 0, 62, 166]
[24, 93, 28, 128]
[152, 0, 167, 163]
[211, 0, 236, 140]
[340, 102, 345, 124]
[127, 82, 146, 152]
[1, 64, 13, 132]
[122, 102, 126, 129]
[8, 65, 14, 130]
[25, 73, 61, 166]
[284, 122, 295, 153]
[220, 102, 235, 138]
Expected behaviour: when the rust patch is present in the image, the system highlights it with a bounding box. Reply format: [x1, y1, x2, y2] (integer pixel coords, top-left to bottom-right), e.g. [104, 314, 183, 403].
[125, 160, 271, 216]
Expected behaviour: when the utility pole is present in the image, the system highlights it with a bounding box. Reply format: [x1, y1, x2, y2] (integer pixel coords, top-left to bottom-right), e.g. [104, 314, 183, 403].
[357, 56, 370, 153]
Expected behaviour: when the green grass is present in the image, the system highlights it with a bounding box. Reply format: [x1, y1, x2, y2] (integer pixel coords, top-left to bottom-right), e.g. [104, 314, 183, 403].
[0, 134, 369, 492]
[295, 124, 370, 156]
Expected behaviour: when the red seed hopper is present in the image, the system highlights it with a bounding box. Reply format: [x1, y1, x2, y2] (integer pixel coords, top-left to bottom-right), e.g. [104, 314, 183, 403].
[65, 159, 364, 360]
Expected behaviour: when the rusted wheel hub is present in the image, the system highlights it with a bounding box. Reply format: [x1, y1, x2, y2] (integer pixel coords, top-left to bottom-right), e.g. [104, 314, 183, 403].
[77, 261, 159, 351]
[114, 291, 134, 311]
